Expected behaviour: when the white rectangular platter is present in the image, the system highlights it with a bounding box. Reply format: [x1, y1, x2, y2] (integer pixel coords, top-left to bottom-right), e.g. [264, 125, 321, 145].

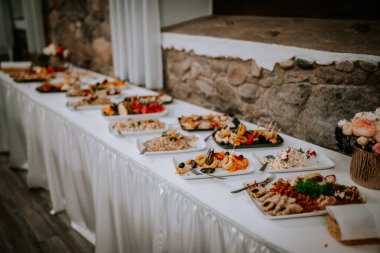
[136, 133, 206, 155]
[252, 149, 335, 173]
[102, 107, 168, 121]
[108, 121, 169, 137]
[244, 182, 327, 220]
[66, 103, 110, 111]
[173, 154, 255, 180]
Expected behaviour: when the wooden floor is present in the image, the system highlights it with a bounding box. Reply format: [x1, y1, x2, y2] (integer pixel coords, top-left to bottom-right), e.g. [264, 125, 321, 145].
[0, 153, 94, 253]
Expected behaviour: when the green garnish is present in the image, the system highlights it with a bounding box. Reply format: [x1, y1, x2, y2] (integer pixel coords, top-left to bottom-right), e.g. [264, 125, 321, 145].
[296, 179, 335, 198]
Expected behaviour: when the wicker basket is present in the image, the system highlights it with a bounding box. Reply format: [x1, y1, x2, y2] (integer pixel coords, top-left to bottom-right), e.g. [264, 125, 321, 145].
[350, 148, 380, 190]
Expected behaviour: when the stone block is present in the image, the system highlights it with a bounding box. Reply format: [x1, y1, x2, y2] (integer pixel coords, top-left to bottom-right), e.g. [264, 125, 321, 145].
[284, 71, 309, 83]
[279, 59, 295, 70]
[238, 83, 261, 103]
[358, 61, 378, 72]
[296, 58, 315, 70]
[258, 74, 283, 87]
[227, 63, 248, 86]
[251, 60, 261, 77]
[190, 61, 202, 79]
[335, 60, 354, 73]
[310, 68, 344, 84]
[215, 76, 243, 115]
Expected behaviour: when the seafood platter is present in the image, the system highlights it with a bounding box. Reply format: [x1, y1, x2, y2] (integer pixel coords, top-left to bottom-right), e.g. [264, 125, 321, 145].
[174, 148, 255, 179]
[36, 82, 67, 93]
[178, 114, 239, 131]
[213, 122, 284, 149]
[245, 173, 366, 219]
[66, 94, 113, 110]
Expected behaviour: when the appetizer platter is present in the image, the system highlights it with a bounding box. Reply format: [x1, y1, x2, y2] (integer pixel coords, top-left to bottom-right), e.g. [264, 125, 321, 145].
[11, 69, 52, 82]
[178, 114, 238, 131]
[109, 119, 168, 136]
[87, 79, 128, 90]
[122, 93, 173, 105]
[102, 98, 167, 120]
[66, 94, 113, 110]
[253, 146, 334, 173]
[137, 130, 205, 155]
[36, 82, 66, 93]
[66, 85, 121, 102]
[245, 173, 366, 219]
[213, 123, 284, 149]
[174, 149, 254, 179]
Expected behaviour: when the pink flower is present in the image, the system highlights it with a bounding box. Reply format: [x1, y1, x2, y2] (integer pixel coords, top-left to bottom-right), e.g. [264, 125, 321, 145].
[373, 143, 380, 155]
[352, 118, 376, 137]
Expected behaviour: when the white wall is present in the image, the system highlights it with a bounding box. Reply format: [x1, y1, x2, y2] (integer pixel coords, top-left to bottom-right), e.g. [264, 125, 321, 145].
[159, 0, 212, 28]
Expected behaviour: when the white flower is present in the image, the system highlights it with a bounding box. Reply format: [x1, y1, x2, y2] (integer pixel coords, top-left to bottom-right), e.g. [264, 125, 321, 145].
[342, 123, 353, 135]
[357, 136, 368, 146]
[63, 49, 70, 58]
[337, 119, 350, 128]
[375, 108, 380, 119]
[354, 111, 376, 121]
[43, 43, 56, 56]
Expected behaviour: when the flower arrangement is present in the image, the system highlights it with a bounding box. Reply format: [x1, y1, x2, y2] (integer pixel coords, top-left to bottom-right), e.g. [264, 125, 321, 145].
[43, 43, 69, 59]
[335, 108, 380, 155]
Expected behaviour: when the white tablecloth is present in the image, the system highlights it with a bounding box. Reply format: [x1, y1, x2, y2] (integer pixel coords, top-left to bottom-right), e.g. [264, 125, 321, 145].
[1, 71, 379, 253]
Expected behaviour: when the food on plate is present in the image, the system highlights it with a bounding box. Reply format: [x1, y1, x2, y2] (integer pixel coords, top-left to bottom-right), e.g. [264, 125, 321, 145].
[214, 122, 282, 147]
[179, 114, 233, 130]
[247, 173, 366, 216]
[67, 94, 112, 107]
[66, 85, 121, 97]
[11, 68, 52, 82]
[142, 130, 198, 152]
[261, 147, 317, 169]
[36, 82, 65, 92]
[176, 149, 249, 174]
[102, 98, 165, 116]
[89, 79, 128, 89]
[123, 94, 173, 104]
[110, 119, 166, 134]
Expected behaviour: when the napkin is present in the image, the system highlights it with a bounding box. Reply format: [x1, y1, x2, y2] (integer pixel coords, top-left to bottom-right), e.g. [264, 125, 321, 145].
[326, 204, 380, 240]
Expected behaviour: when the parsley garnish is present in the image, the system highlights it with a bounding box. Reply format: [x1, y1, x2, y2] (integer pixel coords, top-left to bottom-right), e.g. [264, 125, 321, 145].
[296, 179, 335, 198]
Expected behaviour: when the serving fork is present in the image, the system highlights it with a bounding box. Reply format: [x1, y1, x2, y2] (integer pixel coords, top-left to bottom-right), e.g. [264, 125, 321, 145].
[203, 127, 219, 142]
[191, 168, 226, 180]
[230, 175, 276, 194]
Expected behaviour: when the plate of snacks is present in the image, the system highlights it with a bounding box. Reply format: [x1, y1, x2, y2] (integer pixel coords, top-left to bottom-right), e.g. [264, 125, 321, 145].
[36, 82, 66, 93]
[213, 123, 284, 149]
[66, 94, 113, 110]
[123, 94, 173, 105]
[109, 119, 168, 136]
[174, 149, 254, 179]
[245, 173, 366, 219]
[102, 99, 167, 120]
[137, 130, 205, 155]
[253, 146, 334, 173]
[178, 114, 239, 131]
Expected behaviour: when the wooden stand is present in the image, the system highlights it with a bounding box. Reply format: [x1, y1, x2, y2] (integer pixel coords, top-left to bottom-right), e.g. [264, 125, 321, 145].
[350, 148, 380, 190]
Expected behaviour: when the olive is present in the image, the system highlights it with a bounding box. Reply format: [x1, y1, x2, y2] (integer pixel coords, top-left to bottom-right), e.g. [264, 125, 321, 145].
[225, 151, 230, 155]
[178, 162, 185, 168]
[239, 155, 244, 158]
[190, 160, 197, 168]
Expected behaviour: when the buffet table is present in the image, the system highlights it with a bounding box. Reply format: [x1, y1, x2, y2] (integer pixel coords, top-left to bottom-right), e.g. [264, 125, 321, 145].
[0, 70, 379, 253]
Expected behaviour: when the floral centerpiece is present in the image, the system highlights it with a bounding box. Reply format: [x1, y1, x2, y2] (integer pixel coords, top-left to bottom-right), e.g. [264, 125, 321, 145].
[335, 108, 380, 189]
[42, 43, 70, 71]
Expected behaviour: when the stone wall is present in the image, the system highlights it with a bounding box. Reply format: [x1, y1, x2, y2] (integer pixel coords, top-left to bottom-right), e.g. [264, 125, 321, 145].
[163, 49, 380, 150]
[44, 0, 113, 75]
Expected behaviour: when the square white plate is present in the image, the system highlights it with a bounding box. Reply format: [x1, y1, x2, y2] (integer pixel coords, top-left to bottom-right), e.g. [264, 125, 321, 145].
[136, 133, 206, 155]
[252, 149, 335, 173]
[173, 153, 255, 179]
